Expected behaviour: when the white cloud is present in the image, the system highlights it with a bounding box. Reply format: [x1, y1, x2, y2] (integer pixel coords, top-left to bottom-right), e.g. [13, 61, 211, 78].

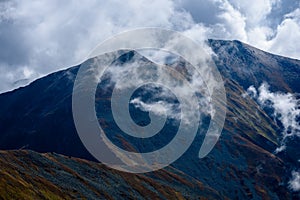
[244, 83, 300, 153]
[213, 0, 247, 41]
[268, 8, 300, 59]
[205, 0, 300, 60]
[242, 85, 257, 98]
[212, 0, 300, 60]
[0, 0, 300, 93]
[0, 0, 202, 93]
[229, 0, 280, 26]
[257, 83, 300, 138]
[289, 171, 300, 192]
[130, 97, 180, 120]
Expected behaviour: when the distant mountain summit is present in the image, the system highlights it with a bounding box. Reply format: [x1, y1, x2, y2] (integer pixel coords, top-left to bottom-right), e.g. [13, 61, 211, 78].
[0, 40, 299, 199]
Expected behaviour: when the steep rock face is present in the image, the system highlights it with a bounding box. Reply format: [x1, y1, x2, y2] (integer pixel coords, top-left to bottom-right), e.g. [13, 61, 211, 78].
[0, 40, 299, 199]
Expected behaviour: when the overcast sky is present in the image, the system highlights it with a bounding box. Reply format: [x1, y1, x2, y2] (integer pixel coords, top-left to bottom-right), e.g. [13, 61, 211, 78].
[0, 0, 299, 93]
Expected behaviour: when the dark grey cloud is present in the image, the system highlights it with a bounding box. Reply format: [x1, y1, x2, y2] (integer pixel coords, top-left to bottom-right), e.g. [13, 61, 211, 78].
[0, 22, 30, 66]
[267, 0, 300, 28]
[176, 0, 221, 25]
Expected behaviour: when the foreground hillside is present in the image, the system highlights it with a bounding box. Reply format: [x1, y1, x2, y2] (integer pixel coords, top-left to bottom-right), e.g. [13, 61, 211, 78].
[0, 150, 223, 199]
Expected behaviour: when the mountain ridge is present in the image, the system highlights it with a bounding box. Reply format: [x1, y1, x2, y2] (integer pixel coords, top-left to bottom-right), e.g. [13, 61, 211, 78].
[2, 39, 300, 96]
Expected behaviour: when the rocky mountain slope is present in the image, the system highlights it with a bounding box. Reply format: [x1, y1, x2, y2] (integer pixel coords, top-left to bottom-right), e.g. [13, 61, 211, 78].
[0, 150, 223, 200]
[0, 40, 299, 199]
